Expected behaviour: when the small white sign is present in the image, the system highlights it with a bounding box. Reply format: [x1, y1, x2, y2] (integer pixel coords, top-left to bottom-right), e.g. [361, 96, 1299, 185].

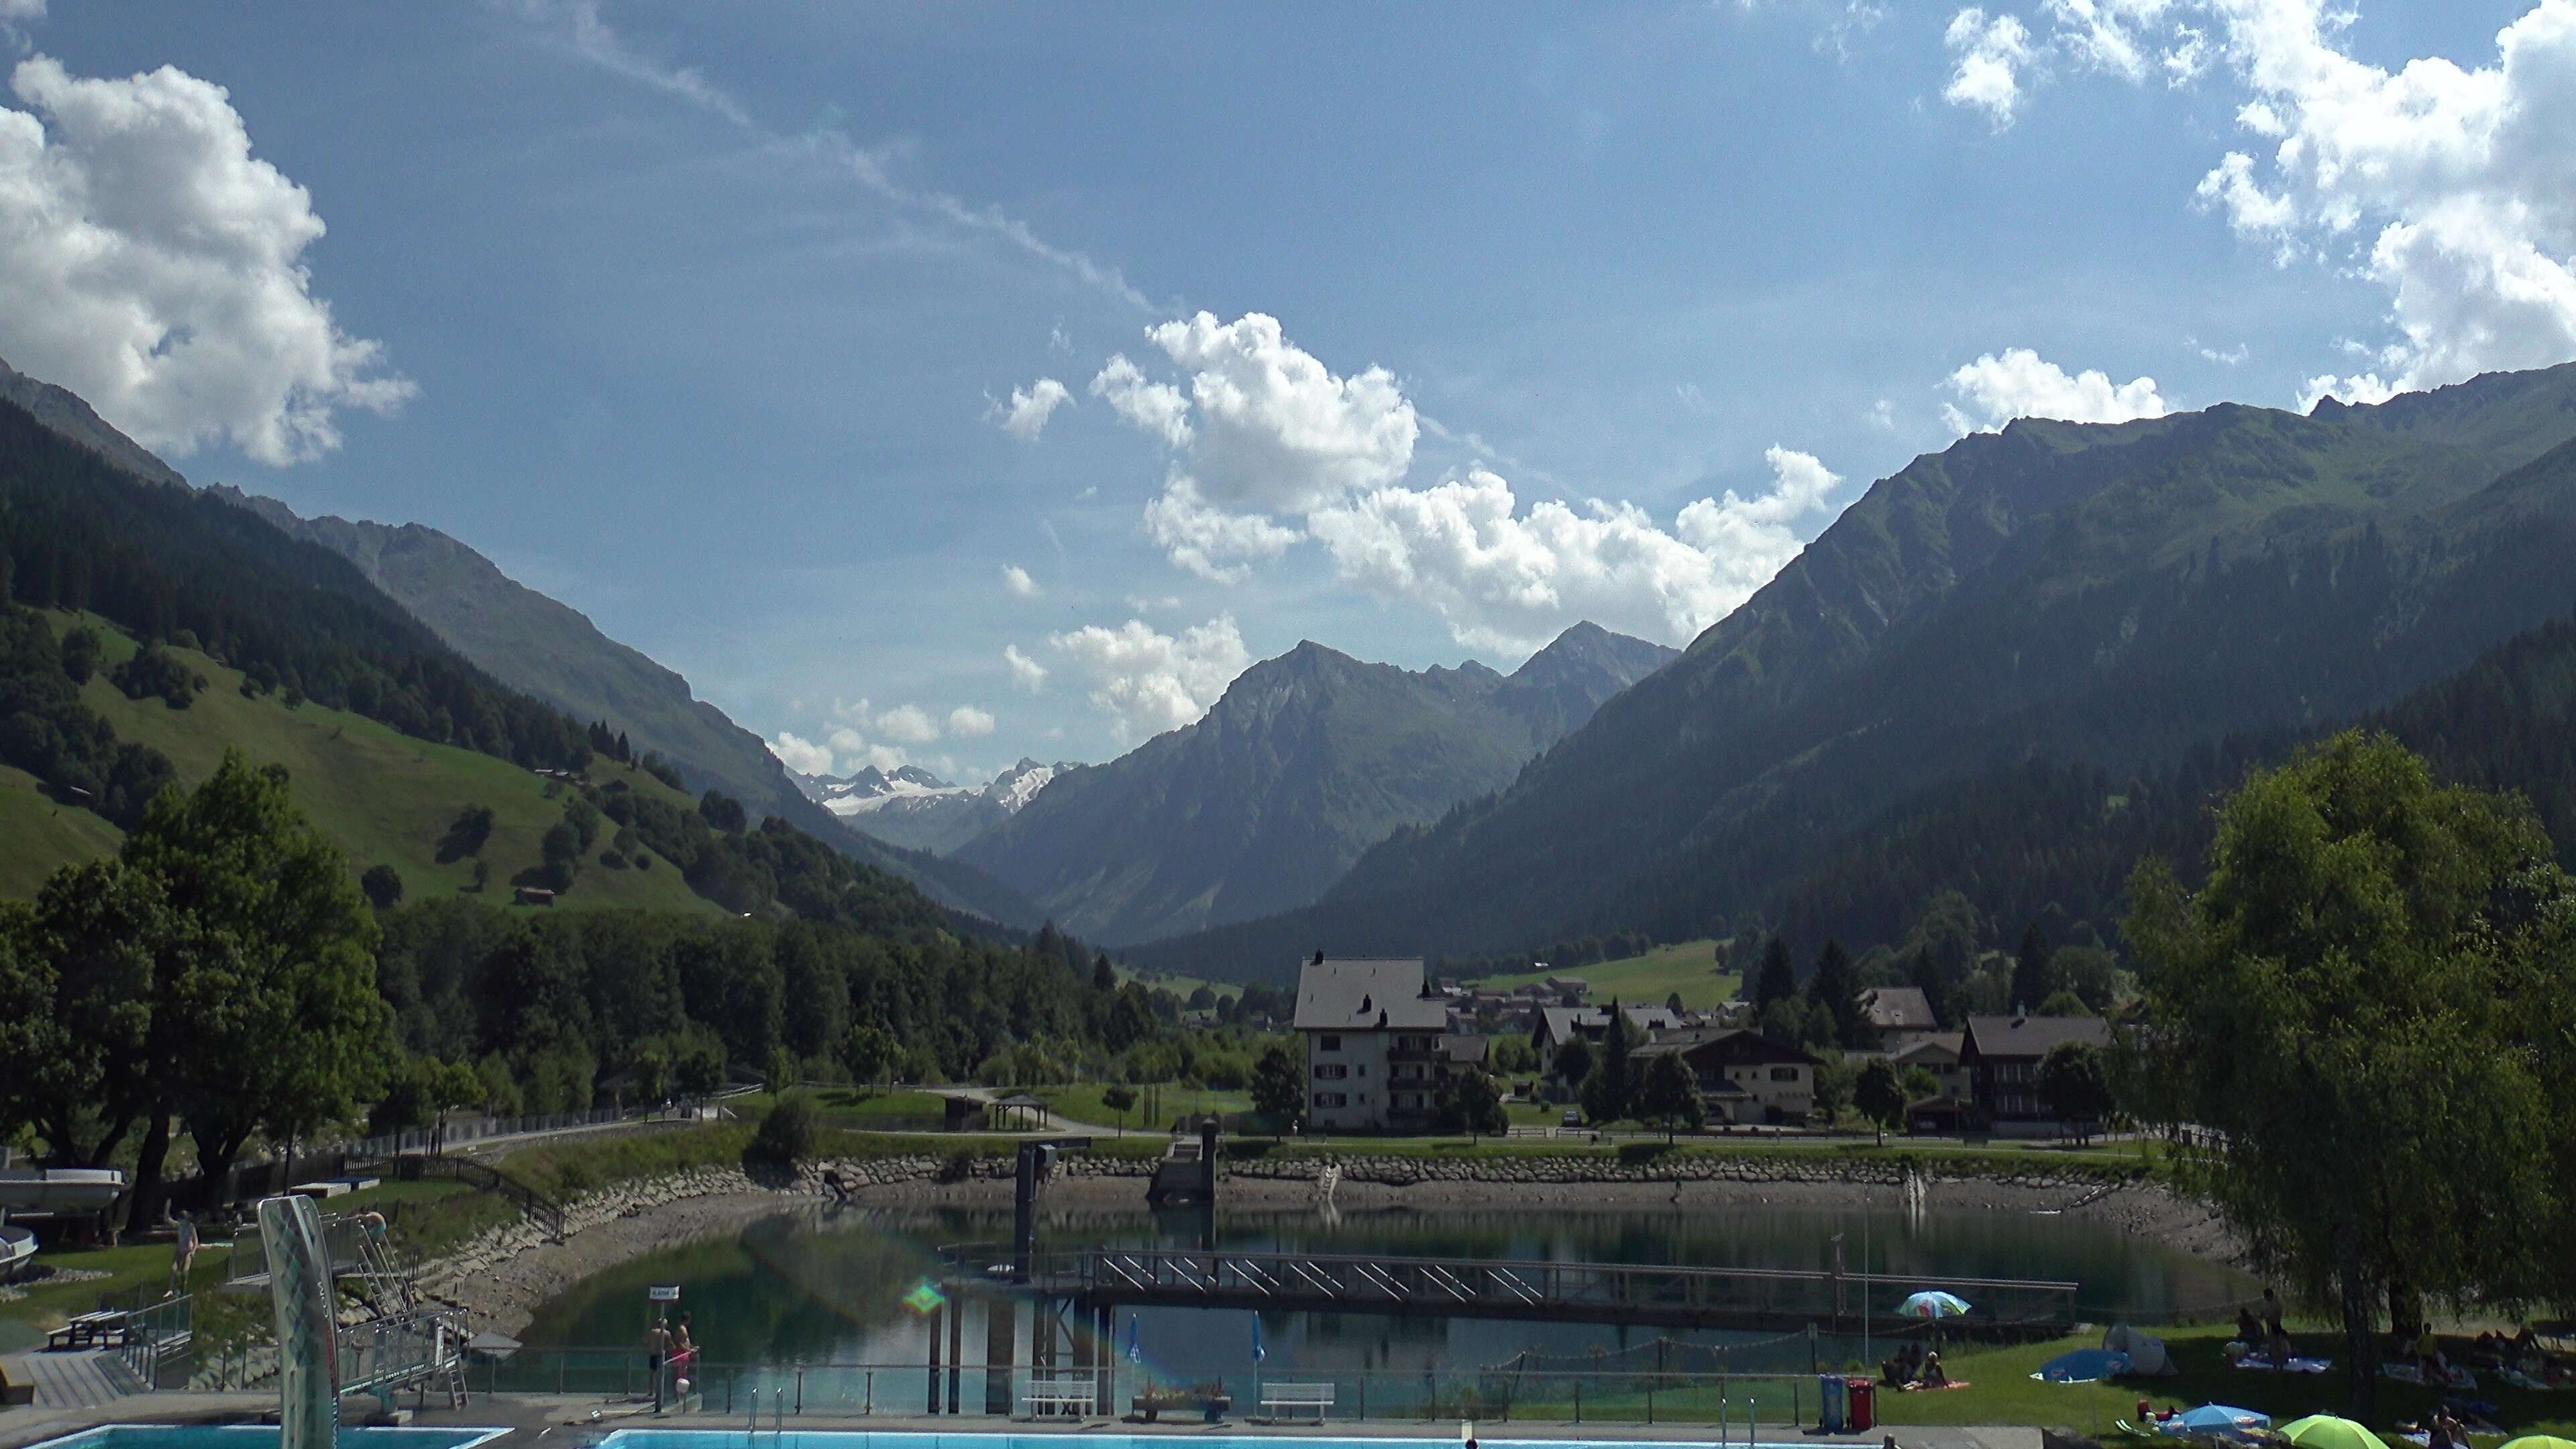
[649, 1285, 682, 1301]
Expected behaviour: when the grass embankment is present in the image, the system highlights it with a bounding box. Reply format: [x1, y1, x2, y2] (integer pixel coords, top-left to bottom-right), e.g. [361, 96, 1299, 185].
[0, 1241, 241, 1354]
[0, 610, 722, 915]
[1038, 1083, 1252, 1132]
[1116, 964, 1242, 1003]
[1464, 938, 1741, 1010]
[1880, 1324, 2576, 1441]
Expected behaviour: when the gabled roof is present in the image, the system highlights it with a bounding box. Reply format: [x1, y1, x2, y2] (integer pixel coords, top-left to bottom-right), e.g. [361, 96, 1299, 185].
[1294, 957, 1448, 1031]
[1439, 1034, 1489, 1067]
[1960, 1014, 2110, 1062]
[1536, 1004, 1683, 1044]
[1858, 986, 1939, 1031]
[1888, 1032, 1965, 1066]
[1640, 1026, 1823, 1067]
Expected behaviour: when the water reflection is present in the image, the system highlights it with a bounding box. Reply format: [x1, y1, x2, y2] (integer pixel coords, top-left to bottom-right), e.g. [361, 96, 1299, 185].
[520, 1199, 2248, 1384]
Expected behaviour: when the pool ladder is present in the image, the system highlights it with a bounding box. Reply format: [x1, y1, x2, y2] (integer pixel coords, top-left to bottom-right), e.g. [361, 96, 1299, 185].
[745, 1388, 787, 1444]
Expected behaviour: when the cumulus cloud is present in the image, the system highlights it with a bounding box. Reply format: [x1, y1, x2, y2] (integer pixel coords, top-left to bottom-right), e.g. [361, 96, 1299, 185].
[1143, 312, 1419, 514]
[1090, 355, 1191, 447]
[1141, 477, 1301, 583]
[1048, 615, 1252, 742]
[1003, 643, 1049, 692]
[0, 56, 415, 465]
[947, 705, 996, 738]
[994, 377, 1070, 440]
[769, 730, 835, 777]
[1944, 8, 2037, 126]
[1308, 447, 1847, 655]
[1941, 347, 2171, 432]
[873, 704, 941, 744]
[1002, 564, 1040, 597]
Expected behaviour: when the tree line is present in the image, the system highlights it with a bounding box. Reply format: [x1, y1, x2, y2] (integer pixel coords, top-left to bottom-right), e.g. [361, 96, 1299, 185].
[0, 753, 1187, 1230]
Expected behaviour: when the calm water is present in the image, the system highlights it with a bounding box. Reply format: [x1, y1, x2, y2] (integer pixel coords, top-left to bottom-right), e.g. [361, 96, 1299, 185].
[518, 1199, 2247, 1389]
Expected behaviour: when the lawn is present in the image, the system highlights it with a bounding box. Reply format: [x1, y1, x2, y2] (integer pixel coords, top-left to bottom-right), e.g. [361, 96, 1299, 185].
[1466, 938, 1742, 1010]
[1876, 1323, 2576, 1442]
[0, 1240, 237, 1354]
[1038, 1083, 1252, 1134]
[1117, 963, 1242, 1003]
[35, 610, 722, 916]
[0, 760, 121, 898]
[325, 1177, 525, 1260]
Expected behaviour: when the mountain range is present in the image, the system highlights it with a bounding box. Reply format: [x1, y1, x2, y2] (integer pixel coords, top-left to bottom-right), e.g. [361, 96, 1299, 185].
[797, 757, 1077, 855]
[1126, 362, 2576, 981]
[956, 623, 1676, 945]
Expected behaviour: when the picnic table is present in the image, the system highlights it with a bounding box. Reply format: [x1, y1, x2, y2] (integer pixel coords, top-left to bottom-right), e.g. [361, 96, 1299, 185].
[44, 1311, 132, 1351]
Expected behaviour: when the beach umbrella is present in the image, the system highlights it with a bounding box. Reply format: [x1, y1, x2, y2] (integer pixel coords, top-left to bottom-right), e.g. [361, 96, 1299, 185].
[2279, 1415, 2390, 1449]
[2500, 1438, 2576, 1449]
[1126, 1316, 1141, 1365]
[1252, 1312, 1266, 1364]
[2175, 1404, 2269, 1438]
[2034, 1348, 2131, 1383]
[1900, 1290, 1973, 1318]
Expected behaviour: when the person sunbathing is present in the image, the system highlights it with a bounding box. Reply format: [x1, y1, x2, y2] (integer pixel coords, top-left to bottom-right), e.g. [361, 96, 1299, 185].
[1918, 1351, 1949, 1388]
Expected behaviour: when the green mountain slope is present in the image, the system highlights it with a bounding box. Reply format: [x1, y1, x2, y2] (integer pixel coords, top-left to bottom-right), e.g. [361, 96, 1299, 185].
[958, 623, 1674, 945]
[1126, 364, 2576, 981]
[213, 489, 1042, 928]
[11, 610, 722, 914]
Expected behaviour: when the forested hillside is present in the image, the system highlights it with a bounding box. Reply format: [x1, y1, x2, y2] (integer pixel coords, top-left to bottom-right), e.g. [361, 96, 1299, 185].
[1129, 364, 2576, 982]
[0, 394, 975, 939]
[215, 488, 1040, 926]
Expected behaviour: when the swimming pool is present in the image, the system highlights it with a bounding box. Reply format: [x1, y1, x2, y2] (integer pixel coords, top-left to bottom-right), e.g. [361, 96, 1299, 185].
[24, 1428, 511, 1449]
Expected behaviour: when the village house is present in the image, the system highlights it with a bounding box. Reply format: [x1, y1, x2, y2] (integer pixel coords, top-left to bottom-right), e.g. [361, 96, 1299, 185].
[1886, 1030, 1970, 1102]
[1633, 1027, 1822, 1124]
[1294, 955, 1454, 1132]
[1532, 1004, 1686, 1065]
[1958, 1014, 2112, 1132]
[1856, 986, 1942, 1050]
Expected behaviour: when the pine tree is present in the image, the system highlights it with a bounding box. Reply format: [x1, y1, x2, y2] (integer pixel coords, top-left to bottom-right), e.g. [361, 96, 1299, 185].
[1750, 934, 1797, 1012]
[1806, 940, 1863, 1048]
[2012, 922, 2057, 1014]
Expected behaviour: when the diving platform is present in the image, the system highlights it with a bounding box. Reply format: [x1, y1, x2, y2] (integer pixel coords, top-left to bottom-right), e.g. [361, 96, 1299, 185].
[941, 1244, 2080, 1335]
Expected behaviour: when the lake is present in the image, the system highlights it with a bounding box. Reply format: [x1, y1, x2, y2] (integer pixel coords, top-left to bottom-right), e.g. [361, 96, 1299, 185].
[507, 1197, 2247, 1414]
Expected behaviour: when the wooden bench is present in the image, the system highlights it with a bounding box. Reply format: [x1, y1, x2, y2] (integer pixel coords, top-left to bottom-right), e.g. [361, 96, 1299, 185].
[1020, 1381, 1098, 1418]
[1259, 1382, 1334, 1422]
[46, 1311, 129, 1351]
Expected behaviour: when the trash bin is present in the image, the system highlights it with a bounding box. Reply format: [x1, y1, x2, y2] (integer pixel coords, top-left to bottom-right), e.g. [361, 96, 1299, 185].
[1819, 1375, 1849, 1434]
[1848, 1377, 1876, 1432]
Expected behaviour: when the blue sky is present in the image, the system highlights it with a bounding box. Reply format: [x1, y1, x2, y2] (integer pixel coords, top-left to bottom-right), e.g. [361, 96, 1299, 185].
[5, 0, 2567, 781]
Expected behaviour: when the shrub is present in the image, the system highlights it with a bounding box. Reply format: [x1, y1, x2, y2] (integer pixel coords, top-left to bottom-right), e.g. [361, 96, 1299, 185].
[749, 1093, 820, 1167]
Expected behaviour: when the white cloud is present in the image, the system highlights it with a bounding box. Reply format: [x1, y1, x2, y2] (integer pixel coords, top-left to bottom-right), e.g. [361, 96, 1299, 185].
[1307, 447, 1847, 655]
[2046, 0, 2177, 83]
[947, 705, 996, 738]
[769, 730, 835, 777]
[874, 704, 941, 744]
[1867, 398, 1896, 429]
[0, 56, 415, 465]
[1002, 564, 1040, 597]
[1144, 312, 1418, 515]
[1141, 476, 1301, 582]
[1944, 8, 2037, 127]
[1941, 347, 2171, 432]
[2203, 0, 2576, 397]
[826, 726, 869, 757]
[994, 377, 1070, 440]
[1003, 643, 1049, 692]
[1048, 614, 1252, 741]
[1090, 355, 1192, 447]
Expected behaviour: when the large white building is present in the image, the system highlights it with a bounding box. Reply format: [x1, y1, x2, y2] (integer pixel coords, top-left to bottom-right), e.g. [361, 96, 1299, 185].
[1293, 955, 1452, 1132]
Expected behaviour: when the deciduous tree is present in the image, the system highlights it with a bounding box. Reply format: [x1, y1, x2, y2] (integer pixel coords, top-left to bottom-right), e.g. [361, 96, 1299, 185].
[1638, 1051, 1705, 1143]
[1854, 1057, 1906, 1146]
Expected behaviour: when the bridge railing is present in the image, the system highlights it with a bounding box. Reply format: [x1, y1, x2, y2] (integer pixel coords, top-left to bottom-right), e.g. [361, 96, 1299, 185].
[947, 1244, 2078, 1330]
[454, 1348, 1858, 1426]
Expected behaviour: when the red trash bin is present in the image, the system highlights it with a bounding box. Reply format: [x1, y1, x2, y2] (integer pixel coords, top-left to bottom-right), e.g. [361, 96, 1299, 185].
[1847, 1377, 1876, 1432]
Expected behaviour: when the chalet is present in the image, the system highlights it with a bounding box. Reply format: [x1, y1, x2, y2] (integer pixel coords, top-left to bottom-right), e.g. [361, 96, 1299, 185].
[1959, 1014, 2112, 1132]
[1885, 1031, 1970, 1103]
[1532, 1004, 1685, 1063]
[1856, 987, 1941, 1050]
[1633, 1028, 1822, 1125]
[1294, 955, 1452, 1132]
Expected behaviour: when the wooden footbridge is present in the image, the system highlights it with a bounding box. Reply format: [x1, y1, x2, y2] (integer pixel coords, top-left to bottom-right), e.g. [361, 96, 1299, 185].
[940, 1243, 2079, 1335]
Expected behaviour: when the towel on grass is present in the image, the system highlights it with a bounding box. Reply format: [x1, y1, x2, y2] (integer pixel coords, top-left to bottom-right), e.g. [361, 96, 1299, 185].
[2234, 1356, 2334, 1374]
